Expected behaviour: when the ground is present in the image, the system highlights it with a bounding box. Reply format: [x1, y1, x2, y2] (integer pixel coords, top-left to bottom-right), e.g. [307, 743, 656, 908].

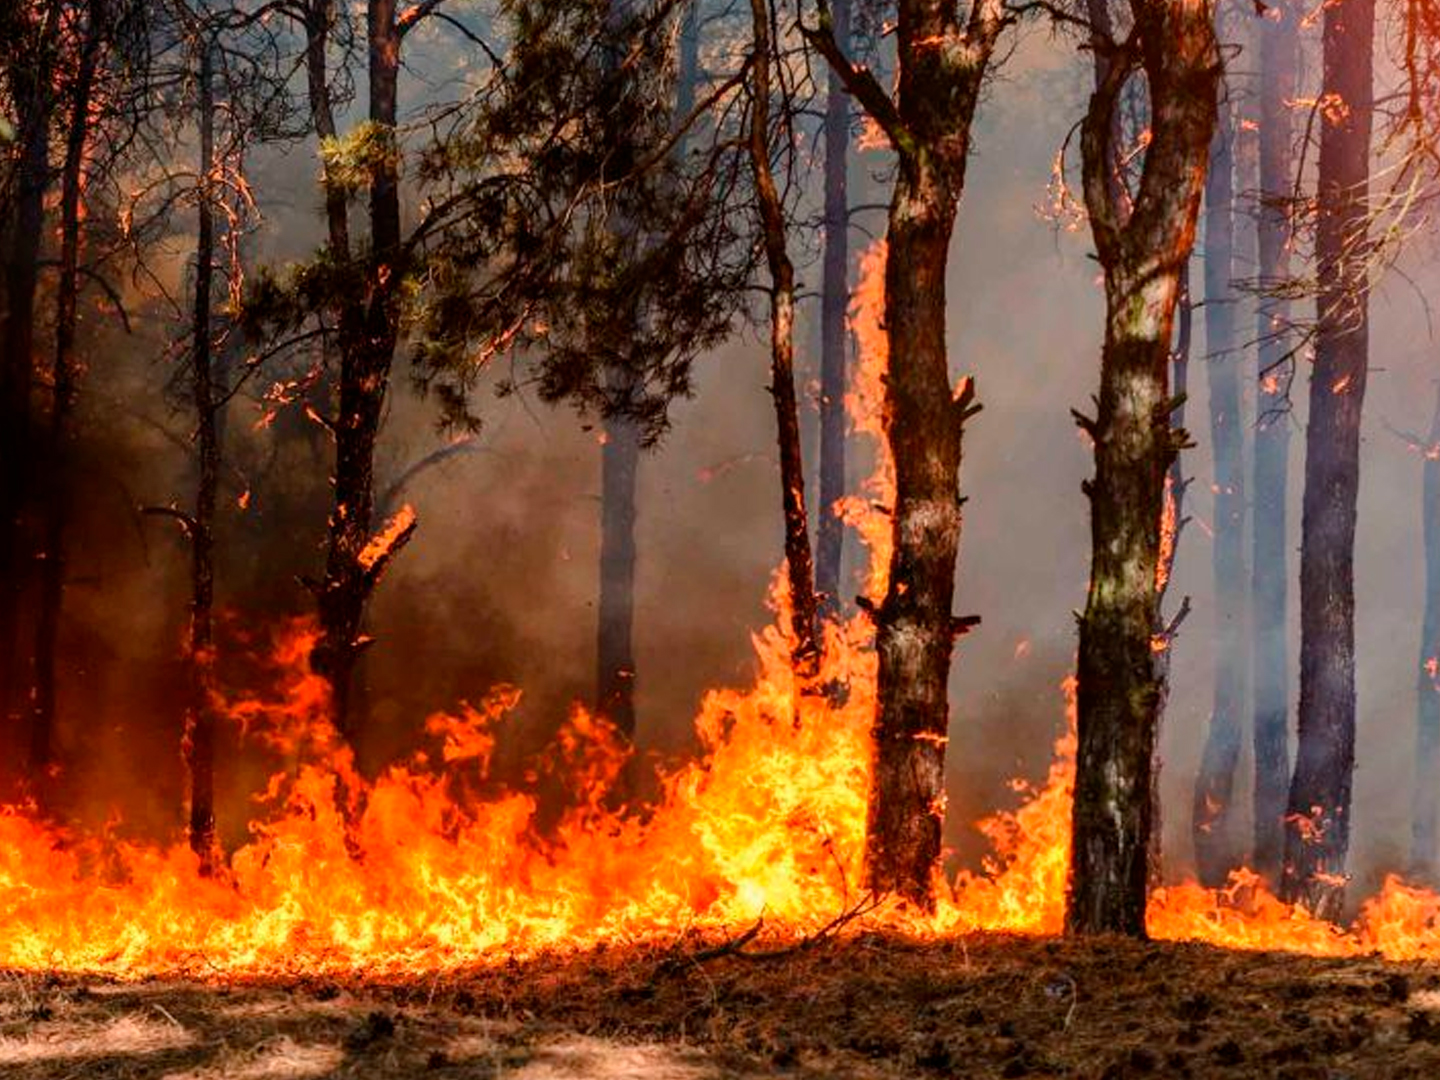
[4, 933, 1440, 1078]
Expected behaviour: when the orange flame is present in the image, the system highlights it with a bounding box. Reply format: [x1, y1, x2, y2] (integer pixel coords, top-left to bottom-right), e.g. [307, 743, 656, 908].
[3, 238, 1440, 980]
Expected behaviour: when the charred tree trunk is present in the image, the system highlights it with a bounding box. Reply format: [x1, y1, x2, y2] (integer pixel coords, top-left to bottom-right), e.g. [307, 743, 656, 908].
[1067, 0, 1218, 937]
[0, 4, 57, 737]
[596, 410, 641, 738]
[808, 0, 1007, 907]
[815, 0, 850, 622]
[32, 5, 100, 781]
[1193, 67, 1247, 887]
[1252, 0, 1298, 886]
[185, 37, 221, 872]
[748, 0, 819, 677]
[1412, 385, 1440, 879]
[309, 0, 415, 743]
[1281, 0, 1372, 917]
[1151, 267, 1194, 888]
[303, 0, 350, 257]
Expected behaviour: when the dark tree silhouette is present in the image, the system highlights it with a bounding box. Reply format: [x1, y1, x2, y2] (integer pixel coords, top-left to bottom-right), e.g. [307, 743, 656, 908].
[1280, 0, 1373, 919]
[748, 0, 819, 678]
[1192, 9, 1246, 887]
[815, 0, 851, 622]
[1252, 0, 1298, 887]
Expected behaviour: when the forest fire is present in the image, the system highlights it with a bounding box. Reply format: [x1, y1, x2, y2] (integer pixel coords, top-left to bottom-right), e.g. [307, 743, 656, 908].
[0, 237, 1435, 984]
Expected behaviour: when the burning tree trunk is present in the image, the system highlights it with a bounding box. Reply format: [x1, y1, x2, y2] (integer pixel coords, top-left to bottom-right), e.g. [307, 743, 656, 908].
[306, 0, 420, 743]
[806, 0, 1008, 906]
[1412, 385, 1440, 879]
[32, 1, 101, 779]
[815, 0, 851, 622]
[748, 0, 819, 677]
[185, 35, 221, 870]
[1192, 48, 1246, 887]
[1252, 0, 1298, 886]
[0, 3, 57, 737]
[1281, 0, 1373, 916]
[1067, 0, 1218, 937]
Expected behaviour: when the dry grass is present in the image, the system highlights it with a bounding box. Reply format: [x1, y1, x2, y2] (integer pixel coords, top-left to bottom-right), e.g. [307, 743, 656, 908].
[5, 933, 1440, 1077]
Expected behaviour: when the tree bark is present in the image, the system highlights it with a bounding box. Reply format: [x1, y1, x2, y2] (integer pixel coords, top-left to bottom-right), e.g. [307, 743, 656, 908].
[0, 1, 58, 737]
[308, 0, 414, 743]
[1192, 57, 1247, 887]
[809, 0, 1007, 907]
[185, 36, 221, 872]
[1068, 0, 1218, 937]
[748, 0, 819, 677]
[1150, 266, 1193, 889]
[1252, 0, 1298, 887]
[1412, 385, 1440, 879]
[816, 0, 851, 622]
[596, 410, 640, 739]
[1281, 0, 1373, 917]
[32, 3, 100, 782]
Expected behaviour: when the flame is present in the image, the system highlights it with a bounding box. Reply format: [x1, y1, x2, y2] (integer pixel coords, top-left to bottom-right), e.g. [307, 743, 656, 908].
[4, 239, 1440, 980]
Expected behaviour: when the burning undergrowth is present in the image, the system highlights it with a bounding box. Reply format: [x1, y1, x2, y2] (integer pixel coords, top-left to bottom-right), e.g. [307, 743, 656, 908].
[2, 237, 1440, 981]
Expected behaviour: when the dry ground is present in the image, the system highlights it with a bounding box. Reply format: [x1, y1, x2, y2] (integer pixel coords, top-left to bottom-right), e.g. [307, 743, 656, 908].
[4, 933, 1440, 1078]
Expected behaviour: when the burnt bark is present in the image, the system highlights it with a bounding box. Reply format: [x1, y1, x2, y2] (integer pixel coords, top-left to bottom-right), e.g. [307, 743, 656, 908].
[815, 0, 851, 622]
[0, 2, 58, 736]
[596, 410, 640, 738]
[1412, 385, 1440, 879]
[307, 0, 416, 743]
[1280, 0, 1373, 917]
[32, 4, 101, 781]
[748, 0, 819, 677]
[1192, 64, 1247, 887]
[1068, 0, 1218, 937]
[185, 37, 221, 872]
[808, 0, 1007, 907]
[1150, 266, 1193, 888]
[1252, 0, 1298, 887]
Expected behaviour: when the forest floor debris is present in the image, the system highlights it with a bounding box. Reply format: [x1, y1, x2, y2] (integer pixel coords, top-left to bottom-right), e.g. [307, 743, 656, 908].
[4, 932, 1440, 1077]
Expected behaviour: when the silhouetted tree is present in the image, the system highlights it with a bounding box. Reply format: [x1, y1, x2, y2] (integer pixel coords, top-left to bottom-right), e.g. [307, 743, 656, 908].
[815, 0, 850, 622]
[1280, 0, 1373, 919]
[748, 0, 819, 677]
[1252, 0, 1298, 887]
[1193, 4, 1246, 887]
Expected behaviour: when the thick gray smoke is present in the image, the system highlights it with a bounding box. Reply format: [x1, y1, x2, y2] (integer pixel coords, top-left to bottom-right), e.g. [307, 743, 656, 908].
[43, 25, 1438, 898]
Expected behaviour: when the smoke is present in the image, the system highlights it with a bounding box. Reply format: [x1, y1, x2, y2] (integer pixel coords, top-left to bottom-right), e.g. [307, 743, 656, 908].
[33, 21, 1440, 904]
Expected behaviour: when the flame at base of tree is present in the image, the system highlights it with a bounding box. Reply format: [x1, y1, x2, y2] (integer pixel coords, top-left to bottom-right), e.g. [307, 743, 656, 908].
[3, 236, 1440, 978]
[4, 607, 1440, 977]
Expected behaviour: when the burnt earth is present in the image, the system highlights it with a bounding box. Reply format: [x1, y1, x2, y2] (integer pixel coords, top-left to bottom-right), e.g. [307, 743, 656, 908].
[3, 933, 1440, 1078]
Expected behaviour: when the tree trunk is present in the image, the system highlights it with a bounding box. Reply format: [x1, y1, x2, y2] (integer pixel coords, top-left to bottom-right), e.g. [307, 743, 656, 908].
[185, 37, 221, 872]
[1252, 0, 1298, 888]
[1150, 266, 1194, 888]
[309, 0, 412, 744]
[32, 4, 100, 783]
[748, 0, 819, 677]
[816, 0, 851, 622]
[1192, 69, 1247, 887]
[808, 0, 1005, 907]
[1412, 385, 1440, 879]
[596, 410, 640, 738]
[1068, 0, 1218, 937]
[0, 3, 57, 737]
[1281, 0, 1372, 917]
[303, 0, 351, 258]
